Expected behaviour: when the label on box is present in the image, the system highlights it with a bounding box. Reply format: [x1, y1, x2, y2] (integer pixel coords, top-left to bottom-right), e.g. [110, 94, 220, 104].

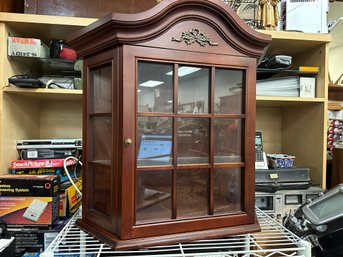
[10, 167, 76, 183]
[0, 196, 57, 226]
[300, 77, 316, 98]
[0, 175, 59, 196]
[8, 37, 48, 58]
[12, 158, 77, 169]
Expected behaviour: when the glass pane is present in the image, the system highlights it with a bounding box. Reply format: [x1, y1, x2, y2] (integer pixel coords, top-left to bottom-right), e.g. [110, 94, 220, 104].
[137, 117, 173, 166]
[90, 163, 111, 216]
[309, 192, 343, 221]
[177, 169, 209, 218]
[89, 116, 112, 161]
[136, 170, 172, 224]
[215, 68, 244, 114]
[138, 61, 173, 113]
[214, 168, 242, 214]
[178, 65, 209, 114]
[90, 64, 112, 113]
[214, 118, 242, 163]
[177, 118, 209, 164]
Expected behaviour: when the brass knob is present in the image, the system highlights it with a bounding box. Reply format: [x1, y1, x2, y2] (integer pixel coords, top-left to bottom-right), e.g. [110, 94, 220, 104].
[124, 138, 133, 146]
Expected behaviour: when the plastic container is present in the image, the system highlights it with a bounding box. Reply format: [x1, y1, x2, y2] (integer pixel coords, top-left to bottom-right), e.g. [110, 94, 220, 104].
[267, 154, 295, 168]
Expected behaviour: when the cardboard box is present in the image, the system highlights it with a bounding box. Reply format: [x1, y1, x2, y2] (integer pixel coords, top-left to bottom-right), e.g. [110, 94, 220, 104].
[66, 180, 82, 214]
[59, 180, 82, 217]
[299, 77, 316, 98]
[8, 36, 49, 58]
[0, 175, 59, 227]
[8, 215, 90, 256]
[9, 228, 58, 257]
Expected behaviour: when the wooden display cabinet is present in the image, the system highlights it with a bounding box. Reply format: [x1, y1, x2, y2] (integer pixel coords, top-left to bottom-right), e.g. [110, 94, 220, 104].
[69, 0, 271, 250]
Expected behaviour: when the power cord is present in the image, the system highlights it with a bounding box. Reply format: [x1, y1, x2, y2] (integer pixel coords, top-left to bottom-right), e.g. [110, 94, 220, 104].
[63, 156, 82, 197]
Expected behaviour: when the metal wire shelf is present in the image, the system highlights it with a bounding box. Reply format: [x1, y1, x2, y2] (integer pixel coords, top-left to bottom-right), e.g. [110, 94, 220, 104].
[42, 208, 311, 257]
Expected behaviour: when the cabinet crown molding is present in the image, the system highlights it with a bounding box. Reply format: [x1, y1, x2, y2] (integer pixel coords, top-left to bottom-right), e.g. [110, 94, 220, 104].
[69, 0, 271, 59]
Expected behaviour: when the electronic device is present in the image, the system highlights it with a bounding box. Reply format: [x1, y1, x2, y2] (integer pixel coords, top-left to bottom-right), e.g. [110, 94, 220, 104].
[8, 77, 45, 88]
[23, 199, 48, 222]
[38, 76, 75, 89]
[258, 55, 292, 69]
[255, 167, 311, 192]
[284, 184, 343, 257]
[280, 0, 328, 33]
[256, 186, 323, 223]
[20, 148, 79, 160]
[16, 139, 82, 150]
[255, 131, 268, 169]
[137, 135, 172, 166]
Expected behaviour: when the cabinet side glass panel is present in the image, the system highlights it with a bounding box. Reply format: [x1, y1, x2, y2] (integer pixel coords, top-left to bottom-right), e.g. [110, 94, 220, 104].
[88, 64, 112, 217]
[138, 61, 173, 113]
[213, 167, 242, 214]
[89, 163, 112, 216]
[90, 65, 112, 113]
[90, 116, 112, 160]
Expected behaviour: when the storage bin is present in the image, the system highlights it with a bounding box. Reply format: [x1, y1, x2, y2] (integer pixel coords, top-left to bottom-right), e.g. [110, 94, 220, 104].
[267, 154, 295, 168]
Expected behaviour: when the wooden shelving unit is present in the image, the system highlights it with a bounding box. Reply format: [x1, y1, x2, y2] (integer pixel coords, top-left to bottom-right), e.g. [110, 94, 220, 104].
[0, 13, 95, 172]
[257, 30, 330, 188]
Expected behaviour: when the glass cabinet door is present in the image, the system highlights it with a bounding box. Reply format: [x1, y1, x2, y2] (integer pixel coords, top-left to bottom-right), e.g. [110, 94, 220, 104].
[136, 60, 245, 224]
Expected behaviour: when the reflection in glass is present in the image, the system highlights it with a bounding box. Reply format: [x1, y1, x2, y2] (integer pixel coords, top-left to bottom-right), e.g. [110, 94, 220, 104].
[178, 65, 210, 114]
[137, 117, 173, 166]
[214, 118, 242, 163]
[90, 65, 112, 113]
[136, 170, 172, 224]
[177, 118, 209, 164]
[215, 68, 244, 114]
[138, 61, 173, 113]
[89, 116, 112, 161]
[177, 169, 209, 218]
[90, 163, 111, 216]
[214, 168, 242, 214]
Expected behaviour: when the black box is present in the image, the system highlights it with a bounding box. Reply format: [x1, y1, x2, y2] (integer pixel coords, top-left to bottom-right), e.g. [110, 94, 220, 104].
[255, 167, 311, 192]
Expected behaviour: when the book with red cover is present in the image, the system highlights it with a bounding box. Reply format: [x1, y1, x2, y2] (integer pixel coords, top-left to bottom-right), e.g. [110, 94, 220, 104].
[11, 158, 77, 169]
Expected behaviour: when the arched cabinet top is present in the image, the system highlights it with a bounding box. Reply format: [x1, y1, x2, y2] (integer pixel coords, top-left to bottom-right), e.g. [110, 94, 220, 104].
[69, 0, 271, 59]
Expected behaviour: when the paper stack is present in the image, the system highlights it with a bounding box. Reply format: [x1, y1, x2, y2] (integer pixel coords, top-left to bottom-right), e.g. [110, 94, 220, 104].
[256, 76, 316, 98]
[256, 76, 299, 97]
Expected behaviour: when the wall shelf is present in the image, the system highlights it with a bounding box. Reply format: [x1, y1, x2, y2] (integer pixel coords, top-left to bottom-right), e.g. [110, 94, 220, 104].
[257, 96, 325, 107]
[3, 86, 82, 101]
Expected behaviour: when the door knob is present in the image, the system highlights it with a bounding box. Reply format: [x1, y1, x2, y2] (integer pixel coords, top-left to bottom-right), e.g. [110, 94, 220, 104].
[124, 138, 133, 146]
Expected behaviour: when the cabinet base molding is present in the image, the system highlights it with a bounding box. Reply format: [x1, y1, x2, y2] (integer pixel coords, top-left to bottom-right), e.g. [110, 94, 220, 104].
[76, 218, 261, 250]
